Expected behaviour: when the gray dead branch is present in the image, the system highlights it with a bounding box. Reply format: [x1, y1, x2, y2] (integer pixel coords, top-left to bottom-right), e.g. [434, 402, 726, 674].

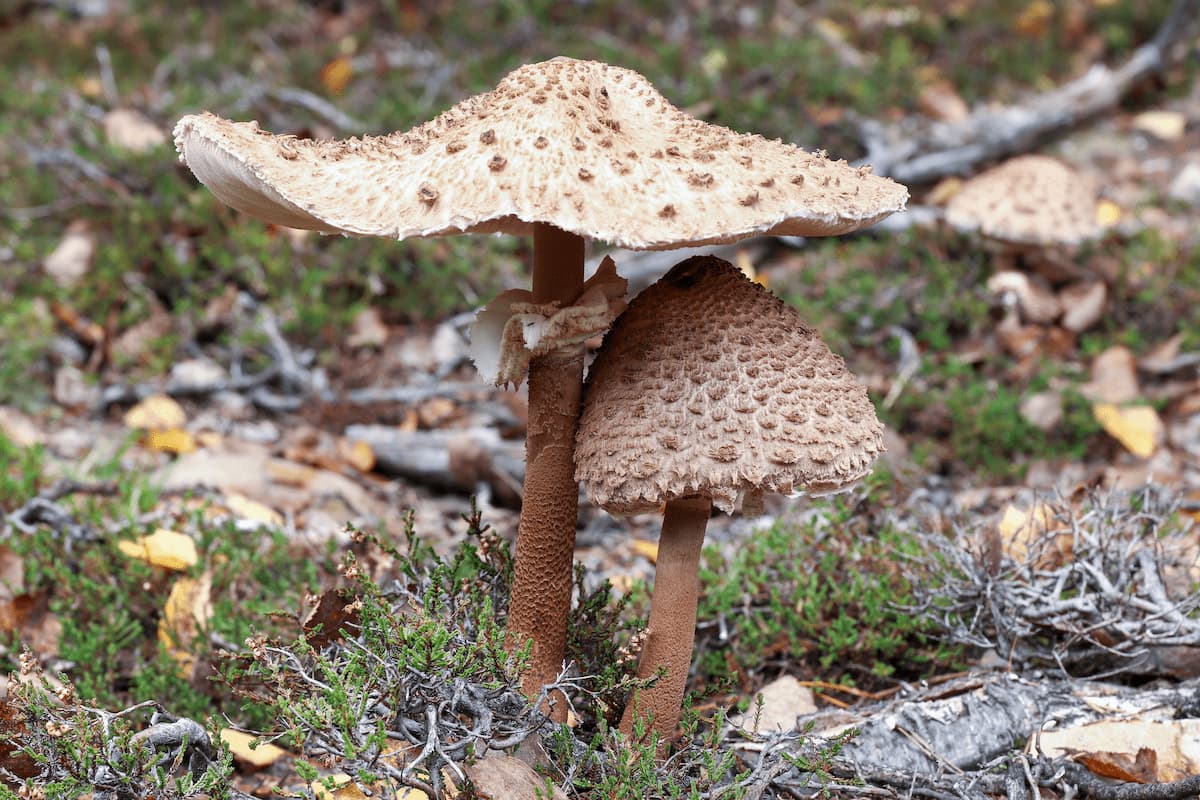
[728, 672, 1200, 800]
[905, 488, 1200, 679]
[346, 424, 526, 507]
[857, 0, 1200, 184]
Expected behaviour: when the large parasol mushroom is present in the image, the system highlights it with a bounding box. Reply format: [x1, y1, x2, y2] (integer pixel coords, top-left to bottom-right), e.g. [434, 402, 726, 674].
[173, 57, 907, 717]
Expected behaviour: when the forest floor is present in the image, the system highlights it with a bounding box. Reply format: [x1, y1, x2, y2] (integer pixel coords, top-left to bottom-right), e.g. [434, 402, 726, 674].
[0, 1, 1198, 797]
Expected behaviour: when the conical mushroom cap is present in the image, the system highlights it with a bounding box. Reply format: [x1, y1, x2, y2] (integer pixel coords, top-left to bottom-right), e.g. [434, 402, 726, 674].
[945, 155, 1099, 247]
[575, 256, 884, 514]
[174, 57, 907, 250]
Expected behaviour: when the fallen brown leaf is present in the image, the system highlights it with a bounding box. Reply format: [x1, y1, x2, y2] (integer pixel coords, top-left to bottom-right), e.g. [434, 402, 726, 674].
[42, 220, 95, 287]
[102, 108, 166, 152]
[1075, 747, 1157, 784]
[124, 394, 187, 431]
[117, 528, 198, 571]
[1081, 346, 1139, 404]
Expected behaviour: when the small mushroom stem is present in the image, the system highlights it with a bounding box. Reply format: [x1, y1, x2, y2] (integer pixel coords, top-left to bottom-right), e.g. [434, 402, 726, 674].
[506, 222, 586, 720]
[620, 495, 712, 746]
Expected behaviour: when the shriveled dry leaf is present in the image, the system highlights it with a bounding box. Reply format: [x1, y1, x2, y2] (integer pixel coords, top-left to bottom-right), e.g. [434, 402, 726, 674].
[1131, 110, 1187, 142]
[43, 221, 95, 287]
[1075, 747, 1157, 784]
[225, 493, 284, 528]
[1093, 404, 1163, 458]
[303, 589, 359, 648]
[729, 675, 817, 734]
[157, 573, 213, 674]
[146, 428, 198, 455]
[220, 728, 288, 769]
[117, 528, 198, 571]
[103, 108, 167, 152]
[1081, 346, 1139, 404]
[0, 408, 43, 448]
[988, 271, 1060, 323]
[1037, 719, 1200, 781]
[464, 755, 567, 800]
[346, 307, 387, 349]
[918, 80, 969, 122]
[631, 539, 658, 563]
[0, 590, 61, 657]
[1058, 281, 1107, 334]
[124, 394, 187, 431]
[1019, 391, 1062, 432]
[0, 547, 24, 594]
[417, 397, 458, 428]
[111, 304, 173, 363]
[313, 776, 426, 800]
[1139, 333, 1185, 372]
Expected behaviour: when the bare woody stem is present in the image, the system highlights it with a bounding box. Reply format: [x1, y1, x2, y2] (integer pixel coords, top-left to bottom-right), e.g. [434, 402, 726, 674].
[505, 222, 586, 721]
[620, 495, 712, 745]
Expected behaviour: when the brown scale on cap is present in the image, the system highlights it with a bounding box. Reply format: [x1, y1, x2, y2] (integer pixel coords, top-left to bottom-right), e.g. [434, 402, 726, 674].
[576, 256, 884, 516]
[174, 57, 906, 249]
[945, 155, 1100, 248]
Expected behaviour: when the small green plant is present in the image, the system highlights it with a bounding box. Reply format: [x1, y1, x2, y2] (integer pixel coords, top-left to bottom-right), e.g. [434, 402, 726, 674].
[224, 506, 537, 797]
[0, 656, 234, 800]
[695, 491, 963, 689]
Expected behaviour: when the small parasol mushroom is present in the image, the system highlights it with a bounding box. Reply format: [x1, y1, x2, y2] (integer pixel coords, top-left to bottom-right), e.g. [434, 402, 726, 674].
[575, 255, 884, 745]
[945, 154, 1102, 284]
[173, 57, 906, 716]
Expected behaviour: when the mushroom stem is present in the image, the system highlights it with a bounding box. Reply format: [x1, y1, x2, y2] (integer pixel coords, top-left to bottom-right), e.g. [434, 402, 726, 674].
[620, 495, 712, 745]
[506, 222, 586, 719]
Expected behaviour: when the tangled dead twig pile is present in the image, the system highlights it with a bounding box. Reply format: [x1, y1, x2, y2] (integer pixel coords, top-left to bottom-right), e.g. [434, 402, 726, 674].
[906, 488, 1200, 677]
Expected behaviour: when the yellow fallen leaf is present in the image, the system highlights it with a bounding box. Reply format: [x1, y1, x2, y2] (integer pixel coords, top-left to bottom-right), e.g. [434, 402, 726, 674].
[267, 458, 317, 487]
[998, 503, 1051, 541]
[339, 438, 375, 473]
[1132, 110, 1187, 142]
[319, 56, 354, 95]
[631, 539, 658, 563]
[700, 48, 727, 79]
[117, 528, 198, 570]
[735, 250, 766, 287]
[1095, 199, 1121, 227]
[124, 394, 186, 430]
[76, 76, 103, 98]
[997, 503, 1072, 566]
[147, 428, 197, 455]
[1014, 0, 1052, 36]
[928, 176, 963, 206]
[311, 772, 427, 800]
[220, 728, 288, 769]
[158, 573, 213, 673]
[1093, 403, 1162, 458]
[225, 493, 284, 528]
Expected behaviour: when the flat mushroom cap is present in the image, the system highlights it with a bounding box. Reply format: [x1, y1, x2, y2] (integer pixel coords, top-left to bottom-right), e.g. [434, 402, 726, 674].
[174, 57, 907, 250]
[575, 256, 884, 514]
[945, 155, 1099, 247]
